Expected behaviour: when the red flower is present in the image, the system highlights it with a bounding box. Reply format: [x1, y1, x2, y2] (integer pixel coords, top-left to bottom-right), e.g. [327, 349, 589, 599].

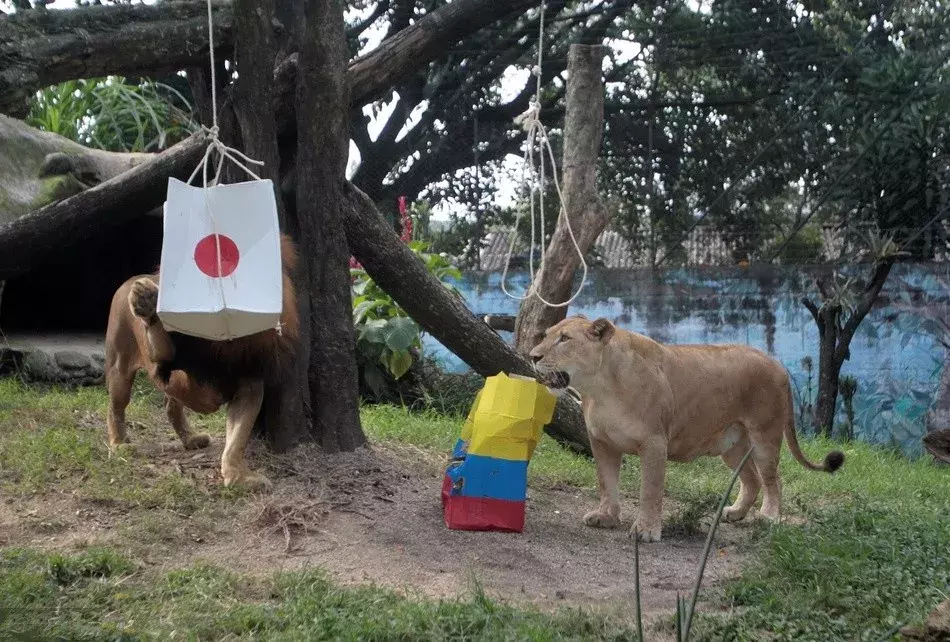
[399, 195, 412, 243]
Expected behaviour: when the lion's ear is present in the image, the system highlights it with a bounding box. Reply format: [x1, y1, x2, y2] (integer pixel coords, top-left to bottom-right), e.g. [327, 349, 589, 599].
[586, 318, 615, 343]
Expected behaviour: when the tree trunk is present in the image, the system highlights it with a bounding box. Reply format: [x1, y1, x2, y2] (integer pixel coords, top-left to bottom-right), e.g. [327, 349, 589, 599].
[811, 305, 841, 436]
[296, 0, 365, 453]
[342, 183, 591, 454]
[513, 43, 610, 354]
[805, 258, 896, 438]
[229, 0, 307, 451]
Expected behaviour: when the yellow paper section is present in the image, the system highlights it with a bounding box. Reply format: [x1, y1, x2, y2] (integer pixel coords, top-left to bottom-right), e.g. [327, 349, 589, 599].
[467, 372, 557, 462]
[457, 387, 483, 447]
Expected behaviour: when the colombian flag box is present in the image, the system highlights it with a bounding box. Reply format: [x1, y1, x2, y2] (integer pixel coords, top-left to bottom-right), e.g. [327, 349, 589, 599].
[441, 372, 557, 532]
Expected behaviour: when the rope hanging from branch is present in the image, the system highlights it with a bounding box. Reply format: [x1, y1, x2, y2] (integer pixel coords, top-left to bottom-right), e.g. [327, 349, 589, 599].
[179, 0, 273, 339]
[500, 1, 588, 308]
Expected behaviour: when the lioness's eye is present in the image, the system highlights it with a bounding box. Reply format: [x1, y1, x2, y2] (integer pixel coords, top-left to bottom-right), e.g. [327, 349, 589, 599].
[557, 334, 570, 344]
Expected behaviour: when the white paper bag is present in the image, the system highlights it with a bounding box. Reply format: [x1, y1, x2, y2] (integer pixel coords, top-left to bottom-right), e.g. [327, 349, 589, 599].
[156, 177, 283, 341]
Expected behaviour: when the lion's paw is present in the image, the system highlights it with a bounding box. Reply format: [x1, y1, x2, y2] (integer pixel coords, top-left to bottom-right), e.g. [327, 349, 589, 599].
[583, 508, 620, 529]
[129, 278, 159, 321]
[630, 521, 662, 543]
[182, 433, 211, 450]
[223, 467, 273, 492]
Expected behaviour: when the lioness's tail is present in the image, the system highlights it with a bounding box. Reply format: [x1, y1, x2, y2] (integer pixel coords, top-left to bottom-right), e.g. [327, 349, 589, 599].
[784, 379, 845, 473]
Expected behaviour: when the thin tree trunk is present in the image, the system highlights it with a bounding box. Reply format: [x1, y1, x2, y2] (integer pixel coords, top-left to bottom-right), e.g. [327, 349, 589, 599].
[813, 306, 841, 436]
[513, 43, 610, 353]
[296, 0, 365, 453]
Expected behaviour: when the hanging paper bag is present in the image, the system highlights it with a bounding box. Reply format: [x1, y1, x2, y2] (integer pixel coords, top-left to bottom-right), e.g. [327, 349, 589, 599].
[156, 176, 283, 341]
[441, 373, 557, 532]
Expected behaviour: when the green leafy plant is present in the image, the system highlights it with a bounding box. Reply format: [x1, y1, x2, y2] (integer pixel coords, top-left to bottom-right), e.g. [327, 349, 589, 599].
[351, 239, 462, 398]
[26, 76, 196, 152]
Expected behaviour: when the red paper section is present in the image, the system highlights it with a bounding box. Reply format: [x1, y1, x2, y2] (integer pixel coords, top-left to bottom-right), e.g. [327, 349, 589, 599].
[194, 234, 240, 278]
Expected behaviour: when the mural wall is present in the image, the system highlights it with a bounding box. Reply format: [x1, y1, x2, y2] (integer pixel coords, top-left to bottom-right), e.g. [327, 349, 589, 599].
[421, 263, 950, 457]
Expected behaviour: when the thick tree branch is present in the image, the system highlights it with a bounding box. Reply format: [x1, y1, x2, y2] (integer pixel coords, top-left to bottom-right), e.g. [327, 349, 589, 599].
[346, 0, 537, 107]
[834, 258, 895, 363]
[802, 297, 821, 326]
[0, 1, 234, 117]
[341, 181, 591, 454]
[0, 0, 543, 275]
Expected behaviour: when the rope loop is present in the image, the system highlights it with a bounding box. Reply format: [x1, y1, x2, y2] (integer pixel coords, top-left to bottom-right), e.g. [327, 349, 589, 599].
[499, 0, 588, 309]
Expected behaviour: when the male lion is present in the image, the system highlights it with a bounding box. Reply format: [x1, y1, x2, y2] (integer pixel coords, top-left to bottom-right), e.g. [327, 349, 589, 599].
[103, 234, 300, 491]
[529, 315, 844, 543]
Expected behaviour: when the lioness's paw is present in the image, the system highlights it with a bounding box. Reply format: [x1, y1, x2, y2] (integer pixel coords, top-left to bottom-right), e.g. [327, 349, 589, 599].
[583, 508, 620, 529]
[223, 468, 273, 492]
[129, 278, 159, 321]
[183, 433, 211, 450]
[722, 506, 749, 523]
[109, 441, 136, 458]
[630, 522, 662, 543]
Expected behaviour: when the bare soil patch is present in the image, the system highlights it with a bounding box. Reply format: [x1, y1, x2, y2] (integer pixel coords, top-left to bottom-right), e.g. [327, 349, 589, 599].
[2, 427, 754, 630]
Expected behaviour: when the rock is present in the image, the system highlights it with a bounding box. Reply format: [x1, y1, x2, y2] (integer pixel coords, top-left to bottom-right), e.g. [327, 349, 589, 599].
[900, 598, 950, 641]
[92, 352, 106, 366]
[54, 350, 93, 371]
[21, 349, 56, 380]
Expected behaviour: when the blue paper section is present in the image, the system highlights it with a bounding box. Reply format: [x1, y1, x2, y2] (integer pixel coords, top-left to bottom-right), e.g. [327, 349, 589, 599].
[444, 453, 528, 502]
[452, 438, 467, 459]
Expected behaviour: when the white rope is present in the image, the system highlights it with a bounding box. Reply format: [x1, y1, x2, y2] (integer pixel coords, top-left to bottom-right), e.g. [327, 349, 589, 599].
[179, 0, 270, 340]
[500, 0, 588, 308]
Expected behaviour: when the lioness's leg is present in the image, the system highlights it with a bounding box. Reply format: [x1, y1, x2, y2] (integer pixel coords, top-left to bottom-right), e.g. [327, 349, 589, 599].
[128, 277, 175, 363]
[632, 436, 667, 543]
[750, 443, 782, 521]
[221, 378, 270, 491]
[721, 440, 762, 522]
[584, 437, 622, 529]
[165, 397, 212, 451]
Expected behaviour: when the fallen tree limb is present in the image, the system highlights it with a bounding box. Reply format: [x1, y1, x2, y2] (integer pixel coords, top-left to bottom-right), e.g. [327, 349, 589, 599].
[341, 182, 591, 455]
[0, 131, 210, 279]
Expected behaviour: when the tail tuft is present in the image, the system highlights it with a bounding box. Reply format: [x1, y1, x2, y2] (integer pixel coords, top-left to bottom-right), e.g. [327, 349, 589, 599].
[824, 450, 845, 473]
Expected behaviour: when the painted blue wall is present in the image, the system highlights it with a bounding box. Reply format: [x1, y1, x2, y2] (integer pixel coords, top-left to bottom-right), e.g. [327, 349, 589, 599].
[420, 263, 950, 456]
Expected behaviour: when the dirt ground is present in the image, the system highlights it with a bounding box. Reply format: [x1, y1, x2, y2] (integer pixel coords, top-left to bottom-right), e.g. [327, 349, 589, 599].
[0, 423, 754, 633]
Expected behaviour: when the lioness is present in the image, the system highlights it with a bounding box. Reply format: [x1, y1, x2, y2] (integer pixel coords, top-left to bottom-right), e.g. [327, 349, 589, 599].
[103, 234, 300, 491]
[529, 315, 843, 543]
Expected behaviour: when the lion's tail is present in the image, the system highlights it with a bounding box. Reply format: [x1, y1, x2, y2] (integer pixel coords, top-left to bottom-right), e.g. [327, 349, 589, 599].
[783, 377, 845, 473]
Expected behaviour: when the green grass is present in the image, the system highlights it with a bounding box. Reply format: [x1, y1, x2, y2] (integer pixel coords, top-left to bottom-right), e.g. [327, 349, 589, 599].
[0, 547, 638, 640]
[363, 403, 950, 641]
[2, 379, 949, 640]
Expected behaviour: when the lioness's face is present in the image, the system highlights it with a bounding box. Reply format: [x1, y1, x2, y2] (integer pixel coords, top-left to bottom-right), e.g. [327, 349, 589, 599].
[528, 316, 616, 393]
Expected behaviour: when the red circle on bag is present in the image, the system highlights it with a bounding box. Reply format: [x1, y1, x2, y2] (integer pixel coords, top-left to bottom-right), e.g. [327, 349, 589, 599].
[194, 234, 240, 277]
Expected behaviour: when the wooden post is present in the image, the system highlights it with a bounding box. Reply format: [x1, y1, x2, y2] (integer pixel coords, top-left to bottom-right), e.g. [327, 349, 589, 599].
[513, 43, 610, 354]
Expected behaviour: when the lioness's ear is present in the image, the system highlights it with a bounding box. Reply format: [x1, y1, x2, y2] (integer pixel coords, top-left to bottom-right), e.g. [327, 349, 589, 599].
[586, 318, 615, 343]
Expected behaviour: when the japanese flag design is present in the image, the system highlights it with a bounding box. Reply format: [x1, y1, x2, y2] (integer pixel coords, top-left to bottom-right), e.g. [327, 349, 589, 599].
[156, 177, 283, 341]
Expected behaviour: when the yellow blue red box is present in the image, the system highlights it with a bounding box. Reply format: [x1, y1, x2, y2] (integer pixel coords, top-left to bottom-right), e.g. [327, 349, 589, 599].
[441, 372, 557, 532]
